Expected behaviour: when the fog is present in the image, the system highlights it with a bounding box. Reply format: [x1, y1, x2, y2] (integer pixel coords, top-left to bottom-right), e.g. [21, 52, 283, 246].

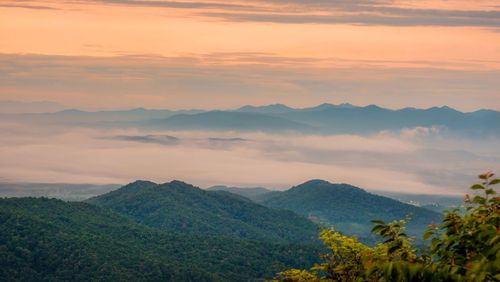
[1, 120, 498, 195]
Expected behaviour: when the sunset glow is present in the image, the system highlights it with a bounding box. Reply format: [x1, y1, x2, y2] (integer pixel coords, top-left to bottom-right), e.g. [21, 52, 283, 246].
[1, 0, 499, 110]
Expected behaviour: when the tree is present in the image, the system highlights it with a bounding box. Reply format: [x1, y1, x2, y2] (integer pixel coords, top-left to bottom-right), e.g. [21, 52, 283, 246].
[273, 172, 500, 282]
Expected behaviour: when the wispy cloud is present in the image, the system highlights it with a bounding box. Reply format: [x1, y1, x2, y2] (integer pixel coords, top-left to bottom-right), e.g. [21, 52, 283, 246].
[199, 11, 500, 27]
[0, 3, 58, 10]
[3, 0, 498, 27]
[82, 0, 500, 27]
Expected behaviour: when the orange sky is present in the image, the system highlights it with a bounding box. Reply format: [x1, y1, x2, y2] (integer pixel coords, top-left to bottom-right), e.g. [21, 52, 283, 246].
[0, 0, 499, 110]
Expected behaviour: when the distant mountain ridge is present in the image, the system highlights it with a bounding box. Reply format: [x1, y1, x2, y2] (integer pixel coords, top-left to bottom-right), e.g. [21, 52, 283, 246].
[144, 110, 314, 132]
[5, 103, 498, 136]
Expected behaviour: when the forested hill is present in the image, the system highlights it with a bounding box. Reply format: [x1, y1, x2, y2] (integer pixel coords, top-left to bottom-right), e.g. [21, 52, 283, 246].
[0, 197, 321, 281]
[87, 180, 319, 243]
[207, 185, 273, 202]
[256, 180, 442, 238]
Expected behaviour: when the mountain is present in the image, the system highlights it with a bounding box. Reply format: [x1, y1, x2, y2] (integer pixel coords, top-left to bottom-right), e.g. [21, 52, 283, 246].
[0, 108, 202, 126]
[256, 180, 442, 239]
[144, 111, 314, 132]
[207, 185, 273, 201]
[277, 105, 500, 136]
[0, 182, 120, 201]
[236, 103, 355, 114]
[6, 103, 499, 136]
[0, 197, 320, 281]
[140, 104, 500, 136]
[237, 103, 294, 114]
[88, 180, 319, 243]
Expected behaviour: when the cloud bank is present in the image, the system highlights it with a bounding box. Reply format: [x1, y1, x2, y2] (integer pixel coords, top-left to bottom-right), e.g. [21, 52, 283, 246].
[1, 120, 498, 195]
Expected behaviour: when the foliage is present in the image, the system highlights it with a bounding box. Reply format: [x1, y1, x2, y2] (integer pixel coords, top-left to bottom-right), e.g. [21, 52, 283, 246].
[87, 180, 319, 243]
[0, 197, 322, 281]
[258, 180, 442, 240]
[274, 172, 500, 281]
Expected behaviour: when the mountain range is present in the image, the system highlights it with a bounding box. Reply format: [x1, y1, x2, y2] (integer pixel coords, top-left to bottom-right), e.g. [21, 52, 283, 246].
[87, 180, 319, 243]
[3, 103, 499, 136]
[209, 180, 441, 239]
[0, 197, 319, 281]
[0, 178, 444, 280]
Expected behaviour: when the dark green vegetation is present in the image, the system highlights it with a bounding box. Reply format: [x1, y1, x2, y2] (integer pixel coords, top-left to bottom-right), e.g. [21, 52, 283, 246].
[0, 197, 321, 281]
[0, 178, 473, 281]
[255, 180, 441, 239]
[88, 180, 319, 243]
[275, 172, 500, 281]
[207, 185, 274, 202]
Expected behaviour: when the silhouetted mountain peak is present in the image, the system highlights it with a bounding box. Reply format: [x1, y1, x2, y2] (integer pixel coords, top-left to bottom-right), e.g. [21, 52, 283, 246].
[56, 109, 86, 114]
[237, 104, 294, 114]
[165, 180, 195, 188]
[127, 180, 157, 187]
[299, 179, 332, 186]
[129, 107, 147, 112]
[364, 104, 384, 111]
[292, 180, 366, 194]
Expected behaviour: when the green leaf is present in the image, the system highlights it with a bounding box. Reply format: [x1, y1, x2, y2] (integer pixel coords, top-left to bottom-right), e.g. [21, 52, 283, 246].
[472, 195, 486, 204]
[489, 178, 500, 185]
[470, 184, 485, 190]
[423, 230, 434, 240]
[485, 188, 496, 195]
[371, 225, 385, 234]
[371, 220, 385, 224]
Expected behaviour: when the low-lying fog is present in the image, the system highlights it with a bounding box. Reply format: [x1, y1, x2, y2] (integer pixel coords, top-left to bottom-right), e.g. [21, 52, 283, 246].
[1, 119, 498, 195]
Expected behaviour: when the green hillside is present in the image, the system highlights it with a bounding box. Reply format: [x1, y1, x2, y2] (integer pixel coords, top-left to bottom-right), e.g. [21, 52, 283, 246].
[206, 185, 274, 202]
[258, 180, 441, 239]
[0, 197, 321, 281]
[87, 180, 319, 243]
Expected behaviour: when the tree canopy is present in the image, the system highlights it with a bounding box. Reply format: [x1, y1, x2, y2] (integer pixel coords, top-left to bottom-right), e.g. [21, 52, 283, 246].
[274, 172, 500, 281]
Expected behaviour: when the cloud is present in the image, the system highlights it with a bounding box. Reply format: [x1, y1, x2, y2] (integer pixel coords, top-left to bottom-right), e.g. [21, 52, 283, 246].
[199, 11, 500, 27]
[111, 134, 179, 145]
[5, 0, 497, 27]
[79, 0, 500, 27]
[0, 3, 58, 10]
[399, 126, 445, 139]
[0, 120, 498, 195]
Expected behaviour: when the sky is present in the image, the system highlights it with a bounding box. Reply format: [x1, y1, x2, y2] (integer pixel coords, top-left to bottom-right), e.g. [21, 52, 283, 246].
[0, 0, 499, 193]
[1, 0, 499, 110]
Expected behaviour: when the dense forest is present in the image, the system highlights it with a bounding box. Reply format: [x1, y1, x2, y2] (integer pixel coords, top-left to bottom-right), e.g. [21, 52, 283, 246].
[87, 180, 319, 243]
[0, 197, 321, 281]
[275, 173, 499, 281]
[1, 175, 496, 281]
[253, 180, 441, 240]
